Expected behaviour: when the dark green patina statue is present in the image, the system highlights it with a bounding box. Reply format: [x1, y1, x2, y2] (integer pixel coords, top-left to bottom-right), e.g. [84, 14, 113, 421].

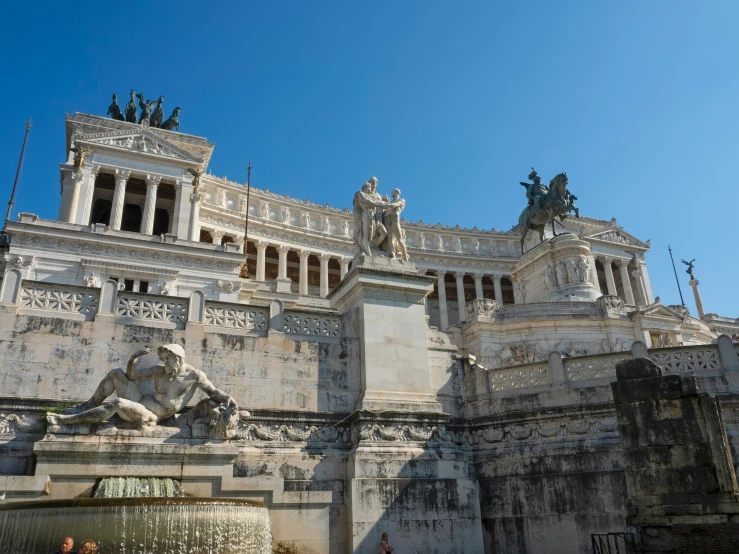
[107, 93, 124, 121]
[136, 92, 156, 124]
[518, 169, 580, 253]
[161, 107, 181, 131]
[124, 90, 137, 123]
[150, 95, 165, 128]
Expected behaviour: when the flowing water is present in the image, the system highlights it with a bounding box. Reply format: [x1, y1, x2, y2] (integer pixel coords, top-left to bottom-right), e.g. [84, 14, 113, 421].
[0, 480, 273, 554]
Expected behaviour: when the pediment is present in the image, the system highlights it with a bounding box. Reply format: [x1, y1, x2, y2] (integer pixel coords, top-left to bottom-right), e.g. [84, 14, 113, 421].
[76, 128, 204, 165]
[638, 303, 686, 320]
[585, 227, 649, 249]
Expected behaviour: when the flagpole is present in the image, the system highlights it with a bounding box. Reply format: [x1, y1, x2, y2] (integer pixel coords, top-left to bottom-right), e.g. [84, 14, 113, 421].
[668, 245, 685, 306]
[240, 162, 252, 278]
[4, 118, 32, 233]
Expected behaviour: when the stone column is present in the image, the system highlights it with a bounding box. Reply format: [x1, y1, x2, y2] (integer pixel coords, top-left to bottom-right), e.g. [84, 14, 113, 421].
[601, 256, 618, 296]
[689, 278, 705, 319]
[277, 245, 289, 279]
[140, 174, 161, 235]
[636, 254, 654, 304]
[588, 254, 601, 294]
[339, 257, 350, 279]
[109, 169, 130, 230]
[319, 253, 330, 298]
[255, 241, 267, 282]
[437, 270, 449, 330]
[493, 274, 503, 304]
[173, 176, 194, 240]
[617, 260, 635, 305]
[455, 272, 466, 322]
[299, 249, 310, 296]
[631, 268, 647, 306]
[187, 192, 204, 241]
[58, 170, 84, 223]
[473, 273, 484, 300]
[211, 230, 224, 245]
[74, 164, 100, 225]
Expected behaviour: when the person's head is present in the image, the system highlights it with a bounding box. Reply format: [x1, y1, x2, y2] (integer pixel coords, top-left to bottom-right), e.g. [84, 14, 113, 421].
[381, 533, 389, 541]
[59, 537, 74, 554]
[158, 344, 186, 374]
[369, 176, 378, 191]
[79, 539, 97, 554]
[112, 93, 117, 102]
[361, 182, 370, 193]
[391, 188, 401, 200]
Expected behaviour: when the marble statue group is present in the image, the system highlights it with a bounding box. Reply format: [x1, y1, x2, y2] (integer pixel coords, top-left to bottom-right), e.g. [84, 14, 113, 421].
[107, 90, 181, 131]
[352, 176, 409, 261]
[47, 344, 241, 438]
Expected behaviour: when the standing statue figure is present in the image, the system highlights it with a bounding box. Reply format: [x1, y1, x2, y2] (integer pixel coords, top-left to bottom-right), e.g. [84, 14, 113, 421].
[367, 177, 388, 250]
[107, 93, 124, 121]
[71, 144, 90, 170]
[46, 345, 240, 434]
[681, 258, 696, 280]
[161, 107, 181, 131]
[353, 181, 387, 257]
[150, 95, 165, 128]
[555, 260, 567, 286]
[543, 266, 555, 291]
[519, 168, 548, 211]
[566, 258, 579, 283]
[578, 258, 592, 283]
[136, 92, 156, 124]
[517, 169, 580, 253]
[124, 90, 138, 123]
[187, 166, 205, 192]
[383, 188, 409, 261]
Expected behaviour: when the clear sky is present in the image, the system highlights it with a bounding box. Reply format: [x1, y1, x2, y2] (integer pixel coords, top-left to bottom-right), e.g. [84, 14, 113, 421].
[1, 1, 737, 317]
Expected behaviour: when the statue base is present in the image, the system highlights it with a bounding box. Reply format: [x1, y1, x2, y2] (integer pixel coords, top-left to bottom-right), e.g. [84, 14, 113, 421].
[512, 233, 600, 304]
[330, 254, 442, 413]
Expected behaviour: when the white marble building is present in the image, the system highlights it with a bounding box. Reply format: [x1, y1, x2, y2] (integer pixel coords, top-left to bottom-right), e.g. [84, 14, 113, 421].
[0, 112, 737, 554]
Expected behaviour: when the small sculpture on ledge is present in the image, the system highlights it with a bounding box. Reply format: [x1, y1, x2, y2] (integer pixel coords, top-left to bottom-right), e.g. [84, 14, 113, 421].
[46, 344, 243, 439]
[71, 143, 90, 170]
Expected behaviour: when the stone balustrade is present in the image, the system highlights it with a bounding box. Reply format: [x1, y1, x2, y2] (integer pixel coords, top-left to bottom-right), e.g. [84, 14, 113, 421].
[480, 337, 738, 395]
[5, 279, 340, 341]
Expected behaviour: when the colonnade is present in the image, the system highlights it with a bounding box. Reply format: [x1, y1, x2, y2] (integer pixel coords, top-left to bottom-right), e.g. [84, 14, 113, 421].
[431, 270, 508, 330]
[594, 255, 652, 306]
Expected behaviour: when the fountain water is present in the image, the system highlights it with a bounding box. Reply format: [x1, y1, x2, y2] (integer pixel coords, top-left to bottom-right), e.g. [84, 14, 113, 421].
[0, 478, 272, 554]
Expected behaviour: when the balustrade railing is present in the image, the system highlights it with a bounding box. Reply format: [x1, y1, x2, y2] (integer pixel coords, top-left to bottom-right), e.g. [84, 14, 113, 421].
[283, 311, 341, 340]
[116, 292, 188, 328]
[490, 362, 549, 392]
[204, 302, 268, 334]
[565, 352, 632, 382]
[649, 345, 720, 373]
[19, 282, 99, 320]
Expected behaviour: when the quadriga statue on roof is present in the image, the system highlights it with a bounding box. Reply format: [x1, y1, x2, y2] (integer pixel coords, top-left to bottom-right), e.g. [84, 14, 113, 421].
[46, 344, 242, 438]
[517, 168, 580, 253]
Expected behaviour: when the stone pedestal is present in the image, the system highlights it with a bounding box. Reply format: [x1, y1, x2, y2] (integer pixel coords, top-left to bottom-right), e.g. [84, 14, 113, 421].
[511, 233, 600, 303]
[329, 254, 441, 413]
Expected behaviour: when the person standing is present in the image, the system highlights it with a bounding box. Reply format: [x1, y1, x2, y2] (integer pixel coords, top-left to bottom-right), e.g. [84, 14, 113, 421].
[380, 532, 394, 554]
[53, 536, 77, 554]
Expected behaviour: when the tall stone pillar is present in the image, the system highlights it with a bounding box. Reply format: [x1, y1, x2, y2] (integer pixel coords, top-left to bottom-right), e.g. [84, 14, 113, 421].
[299, 249, 310, 296]
[58, 170, 84, 223]
[689, 278, 705, 319]
[601, 256, 618, 296]
[109, 169, 130, 230]
[588, 254, 602, 294]
[437, 270, 449, 331]
[319, 253, 330, 298]
[455, 271, 466, 322]
[636, 254, 654, 304]
[617, 260, 635, 305]
[631, 268, 647, 306]
[493, 274, 504, 304]
[173, 176, 194, 240]
[210, 231, 224, 245]
[473, 273, 484, 300]
[187, 192, 204, 242]
[339, 257, 350, 280]
[277, 246, 289, 279]
[140, 175, 161, 235]
[74, 164, 100, 225]
[255, 241, 267, 282]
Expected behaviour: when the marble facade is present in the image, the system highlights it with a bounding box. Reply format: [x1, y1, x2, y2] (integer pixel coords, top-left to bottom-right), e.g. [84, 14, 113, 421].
[0, 112, 737, 554]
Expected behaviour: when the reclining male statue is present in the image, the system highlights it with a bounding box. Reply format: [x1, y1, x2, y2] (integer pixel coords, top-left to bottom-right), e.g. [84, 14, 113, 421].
[47, 344, 240, 435]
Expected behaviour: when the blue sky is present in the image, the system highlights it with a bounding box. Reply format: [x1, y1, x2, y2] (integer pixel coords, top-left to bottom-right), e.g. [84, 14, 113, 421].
[1, 1, 737, 317]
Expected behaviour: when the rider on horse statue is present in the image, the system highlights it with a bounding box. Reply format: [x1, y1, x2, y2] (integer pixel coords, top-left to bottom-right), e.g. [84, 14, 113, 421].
[520, 168, 549, 212]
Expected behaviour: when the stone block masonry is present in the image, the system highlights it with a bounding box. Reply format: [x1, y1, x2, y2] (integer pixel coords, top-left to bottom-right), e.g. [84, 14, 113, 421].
[612, 357, 739, 553]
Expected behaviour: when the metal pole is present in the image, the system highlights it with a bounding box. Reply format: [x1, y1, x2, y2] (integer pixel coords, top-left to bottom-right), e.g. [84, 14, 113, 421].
[4, 118, 32, 230]
[240, 162, 252, 278]
[668, 245, 685, 306]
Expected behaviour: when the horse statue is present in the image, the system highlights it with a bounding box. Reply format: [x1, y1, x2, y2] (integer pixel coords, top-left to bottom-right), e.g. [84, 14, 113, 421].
[517, 172, 579, 253]
[150, 96, 165, 128]
[161, 107, 181, 131]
